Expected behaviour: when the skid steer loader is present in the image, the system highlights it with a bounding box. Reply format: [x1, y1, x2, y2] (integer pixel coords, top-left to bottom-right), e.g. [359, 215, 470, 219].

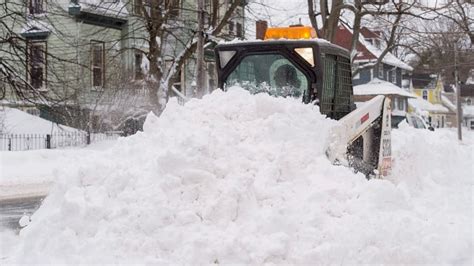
[214, 26, 391, 178]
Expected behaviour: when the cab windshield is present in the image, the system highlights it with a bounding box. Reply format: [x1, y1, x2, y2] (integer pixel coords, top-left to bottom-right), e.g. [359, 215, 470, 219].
[224, 54, 309, 98]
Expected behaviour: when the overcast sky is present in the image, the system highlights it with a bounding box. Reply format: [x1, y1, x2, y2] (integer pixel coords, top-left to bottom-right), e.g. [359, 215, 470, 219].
[246, 0, 310, 39]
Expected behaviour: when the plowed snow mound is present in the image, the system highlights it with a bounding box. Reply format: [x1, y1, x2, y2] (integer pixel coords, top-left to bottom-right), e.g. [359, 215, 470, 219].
[5, 88, 473, 264]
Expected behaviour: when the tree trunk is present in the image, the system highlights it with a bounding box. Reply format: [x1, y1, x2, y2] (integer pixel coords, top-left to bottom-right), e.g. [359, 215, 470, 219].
[324, 0, 342, 42]
[196, 0, 206, 98]
[307, 0, 319, 32]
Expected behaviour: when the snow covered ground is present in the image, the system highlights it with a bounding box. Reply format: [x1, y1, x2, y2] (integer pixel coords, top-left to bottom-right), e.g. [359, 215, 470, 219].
[0, 107, 80, 134]
[0, 88, 472, 264]
[0, 140, 117, 200]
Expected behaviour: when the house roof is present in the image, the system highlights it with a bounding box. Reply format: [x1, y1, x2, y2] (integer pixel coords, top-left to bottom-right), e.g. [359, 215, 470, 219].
[360, 27, 380, 39]
[443, 84, 455, 93]
[441, 95, 456, 113]
[333, 25, 376, 61]
[80, 0, 129, 18]
[333, 25, 413, 71]
[353, 78, 416, 98]
[460, 84, 474, 97]
[411, 73, 436, 90]
[21, 20, 51, 36]
[408, 97, 449, 113]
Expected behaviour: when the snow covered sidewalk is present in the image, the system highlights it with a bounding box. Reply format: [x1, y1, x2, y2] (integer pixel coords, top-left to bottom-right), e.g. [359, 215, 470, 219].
[0, 88, 472, 264]
[0, 140, 118, 200]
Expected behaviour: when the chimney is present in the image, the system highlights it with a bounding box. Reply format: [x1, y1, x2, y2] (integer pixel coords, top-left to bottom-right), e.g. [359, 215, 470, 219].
[256, 20, 268, 40]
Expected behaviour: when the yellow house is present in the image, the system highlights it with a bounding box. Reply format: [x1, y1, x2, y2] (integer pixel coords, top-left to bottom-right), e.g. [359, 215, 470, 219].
[409, 73, 449, 128]
[411, 73, 444, 103]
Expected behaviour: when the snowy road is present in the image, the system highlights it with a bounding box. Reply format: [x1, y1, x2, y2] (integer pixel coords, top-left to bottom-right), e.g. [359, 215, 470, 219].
[0, 182, 50, 230]
[0, 196, 44, 230]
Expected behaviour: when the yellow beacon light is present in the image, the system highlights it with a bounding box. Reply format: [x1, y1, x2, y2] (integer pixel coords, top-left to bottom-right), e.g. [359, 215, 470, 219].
[264, 26, 317, 40]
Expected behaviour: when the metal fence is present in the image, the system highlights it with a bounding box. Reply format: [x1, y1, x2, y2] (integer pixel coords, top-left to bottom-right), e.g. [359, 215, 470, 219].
[0, 131, 123, 151]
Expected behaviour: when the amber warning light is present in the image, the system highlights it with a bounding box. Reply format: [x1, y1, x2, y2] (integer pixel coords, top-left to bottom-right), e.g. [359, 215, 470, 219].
[264, 26, 317, 40]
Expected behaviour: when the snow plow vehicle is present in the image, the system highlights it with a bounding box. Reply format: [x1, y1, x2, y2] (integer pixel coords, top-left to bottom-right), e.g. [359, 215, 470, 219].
[215, 26, 391, 177]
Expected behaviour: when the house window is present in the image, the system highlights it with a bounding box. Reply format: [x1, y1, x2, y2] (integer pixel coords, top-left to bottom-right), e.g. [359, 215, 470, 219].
[228, 21, 234, 33]
[91, 41, 105, 88]
[467, 98, 472, 106]
[27, 41, 46, 90]
[393, 97, 398, 110]
[391, 70, 396, 83]
[135, 53, 143, 80]
[236, 23, 243, 38]
[352, 63, 360, 79]
[374, 39, 381, 49]
[207, 62, 216, 91]
[29, 0, 44, 15]
[422, 90, 428, 100]
[398, 98, 405, 111]
[26, 108, 40, 116]
[378, 65, 384, 79]
[174, 69, 182, 92]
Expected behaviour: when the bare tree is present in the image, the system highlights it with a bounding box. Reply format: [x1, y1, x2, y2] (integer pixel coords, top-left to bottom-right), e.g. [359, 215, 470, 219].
[405, 17, 473, 84]
[63, 0, 250, 133]
[0, 1, 90, 106]
[429, 0, 474, 46]
[307, 0, 425, 75]
[127, 0, 246, 114]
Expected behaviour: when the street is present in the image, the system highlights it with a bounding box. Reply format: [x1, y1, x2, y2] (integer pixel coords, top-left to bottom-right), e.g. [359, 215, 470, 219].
[0, 196, 44, 231]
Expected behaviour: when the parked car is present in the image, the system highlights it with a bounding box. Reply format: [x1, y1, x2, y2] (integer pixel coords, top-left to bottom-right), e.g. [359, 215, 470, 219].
[406, 114, 434, 131]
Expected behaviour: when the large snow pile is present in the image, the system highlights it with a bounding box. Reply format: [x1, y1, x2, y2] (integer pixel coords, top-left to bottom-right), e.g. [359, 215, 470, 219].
[2, 88, 472, 264]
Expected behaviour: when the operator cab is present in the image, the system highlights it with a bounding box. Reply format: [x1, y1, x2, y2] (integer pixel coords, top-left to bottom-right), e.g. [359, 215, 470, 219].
[215, 26, 355, 120]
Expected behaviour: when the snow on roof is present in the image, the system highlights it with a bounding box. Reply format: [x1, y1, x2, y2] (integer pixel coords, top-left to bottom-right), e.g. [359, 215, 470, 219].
[467, 75, 474, 85]
[339, 24, 412, 71]
[353, 78, 416, 98]
[80, 0, 128, 17]
[20, 20, 51, 34]
[0, 107, 81, 134]
[363, 42, 413, 71]
[408, 97, 449, 113]
[463, 105, 474, 117]
[441, 95, 456, 112]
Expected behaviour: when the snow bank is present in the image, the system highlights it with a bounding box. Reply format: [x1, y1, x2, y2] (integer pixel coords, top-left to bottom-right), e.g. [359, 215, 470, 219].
[0, 107, 80, 134]
[0, 140, 118, 199]
[2, 88, 472, 264]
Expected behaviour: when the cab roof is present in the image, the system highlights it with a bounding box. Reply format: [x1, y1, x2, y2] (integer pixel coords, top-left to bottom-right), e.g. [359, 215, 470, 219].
[215, 39, 350, 59]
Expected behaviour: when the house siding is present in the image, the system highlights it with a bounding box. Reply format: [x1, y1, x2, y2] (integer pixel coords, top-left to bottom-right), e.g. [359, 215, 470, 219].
[1, 0, 246, 131]
[353, 68, 372, 86]
[353, 62, 403, 88]
[0, 0, 127, 107]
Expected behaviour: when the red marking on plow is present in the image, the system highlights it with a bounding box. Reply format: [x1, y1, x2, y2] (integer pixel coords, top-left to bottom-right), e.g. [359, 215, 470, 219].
[360, 113, 369, 124]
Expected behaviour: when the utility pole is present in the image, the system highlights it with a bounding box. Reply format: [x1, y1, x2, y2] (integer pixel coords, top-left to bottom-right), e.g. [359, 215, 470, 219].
[454, 44, 463, 141]
[196, 0, 206, 98]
